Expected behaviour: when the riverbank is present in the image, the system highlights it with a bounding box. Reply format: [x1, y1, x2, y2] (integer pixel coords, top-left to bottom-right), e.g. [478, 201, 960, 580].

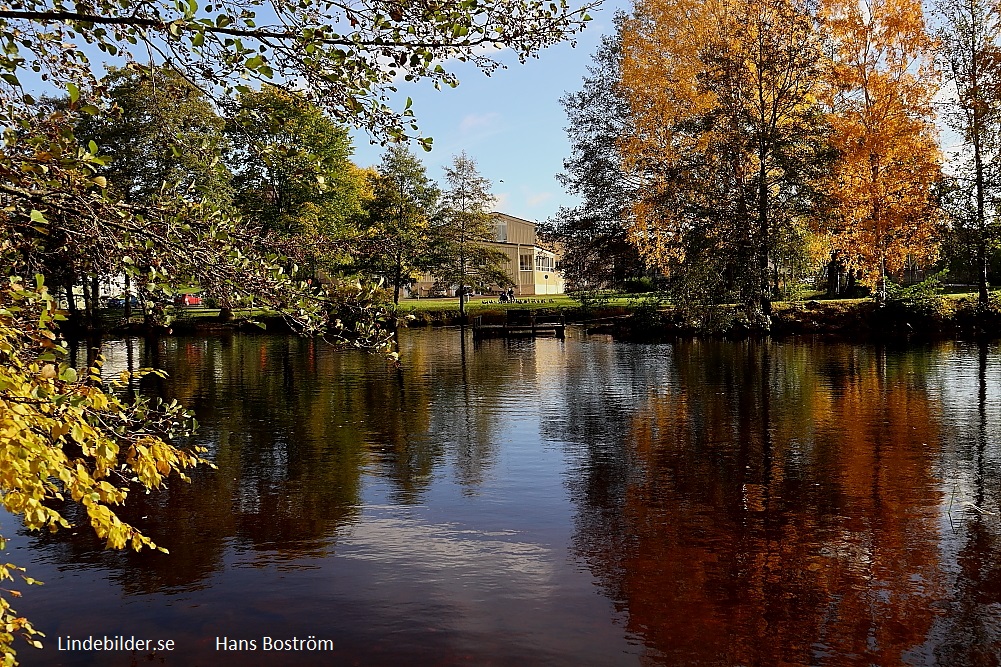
[67, 291, 1001, 342]
[592, 294, 1001, 341]
[400, 292, 1001, 342]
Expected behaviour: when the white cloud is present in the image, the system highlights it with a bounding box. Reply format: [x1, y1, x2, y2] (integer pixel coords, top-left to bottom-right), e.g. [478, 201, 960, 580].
[338, 513, 555, 587]
[526, 192, 554, 207]
[459, 111, 503, 136]
[493, 192, 511, 211]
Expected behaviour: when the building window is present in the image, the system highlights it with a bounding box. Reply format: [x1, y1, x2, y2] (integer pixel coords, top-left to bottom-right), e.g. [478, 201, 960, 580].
[495, 222, 507, 242]
[520, 253, 533, 271]
[535, 254, 553, 272]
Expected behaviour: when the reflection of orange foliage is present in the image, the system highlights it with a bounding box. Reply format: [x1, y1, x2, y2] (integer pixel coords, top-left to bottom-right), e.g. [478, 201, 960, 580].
[583, 342, 944, 664]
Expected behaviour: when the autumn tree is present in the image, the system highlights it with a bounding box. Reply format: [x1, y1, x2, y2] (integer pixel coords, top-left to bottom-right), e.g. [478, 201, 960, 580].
[434, 152, 509, 317]
[936, 0, 1001, 306]
[543, 21, 646, 291]
[619, 0, 830, 319]
[819, 0, 943, 297]
[227, 86, 369, 279]
[360, 146, 441, 304]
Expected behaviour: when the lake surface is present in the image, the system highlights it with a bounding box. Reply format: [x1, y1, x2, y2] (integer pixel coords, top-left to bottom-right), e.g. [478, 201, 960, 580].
[5, 329, 1001, 666]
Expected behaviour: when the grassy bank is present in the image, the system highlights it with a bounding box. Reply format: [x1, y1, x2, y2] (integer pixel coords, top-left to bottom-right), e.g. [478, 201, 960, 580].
[394, 293, 652, 326]
[373, 288, 1001, 341]
[599, 289, 1001, 341]
[85, 287, 1001, 342]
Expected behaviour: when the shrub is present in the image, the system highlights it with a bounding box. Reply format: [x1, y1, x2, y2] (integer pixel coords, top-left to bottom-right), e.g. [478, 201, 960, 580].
[880, 270, 949, 319]
[622, 277, 656, 293]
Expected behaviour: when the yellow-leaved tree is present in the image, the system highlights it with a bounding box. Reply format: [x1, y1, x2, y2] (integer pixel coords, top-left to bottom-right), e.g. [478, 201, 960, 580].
[820, 0, 944, 295]
[0, 277, 207, 663]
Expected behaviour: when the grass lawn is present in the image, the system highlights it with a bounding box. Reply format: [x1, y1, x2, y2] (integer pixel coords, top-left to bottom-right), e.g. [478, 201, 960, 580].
[171, 306, 276, 318]
[396, 293, 656, 313]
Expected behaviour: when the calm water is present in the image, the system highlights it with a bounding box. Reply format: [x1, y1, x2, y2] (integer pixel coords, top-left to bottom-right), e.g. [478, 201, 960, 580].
[5, 329, 1001, 666]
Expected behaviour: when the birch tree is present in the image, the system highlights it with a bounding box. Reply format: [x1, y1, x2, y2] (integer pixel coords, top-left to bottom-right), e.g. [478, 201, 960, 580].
[819, 0, 943, 296]
[619, 0, 829, 319]
[936, 0, 1001, 306]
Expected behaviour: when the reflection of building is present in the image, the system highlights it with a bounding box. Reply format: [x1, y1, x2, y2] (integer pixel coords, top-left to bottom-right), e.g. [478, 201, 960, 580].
[411, 212, 565, 297]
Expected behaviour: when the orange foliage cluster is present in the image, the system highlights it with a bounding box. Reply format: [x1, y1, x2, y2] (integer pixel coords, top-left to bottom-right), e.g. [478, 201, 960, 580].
[618, 0, 943, 294]
[821, 0, 943, 286]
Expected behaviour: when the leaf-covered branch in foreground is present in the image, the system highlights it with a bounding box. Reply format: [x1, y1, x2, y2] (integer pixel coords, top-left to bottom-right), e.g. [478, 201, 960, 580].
[0, 0, 597, 144]
[0, 277, 208, 663]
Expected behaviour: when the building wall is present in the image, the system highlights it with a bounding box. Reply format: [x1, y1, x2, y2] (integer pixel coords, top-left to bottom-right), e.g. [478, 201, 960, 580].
[484, 213, 564, 296]
[408, 212, 565, 297]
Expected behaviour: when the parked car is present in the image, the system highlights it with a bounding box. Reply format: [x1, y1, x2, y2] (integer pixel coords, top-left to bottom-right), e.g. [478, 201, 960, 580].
[107, 296, 140, 308]
[175, 294, 202, 306]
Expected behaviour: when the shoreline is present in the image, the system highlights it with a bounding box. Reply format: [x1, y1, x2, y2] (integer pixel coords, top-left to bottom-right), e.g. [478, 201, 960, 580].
[59, 296, 1001, 343]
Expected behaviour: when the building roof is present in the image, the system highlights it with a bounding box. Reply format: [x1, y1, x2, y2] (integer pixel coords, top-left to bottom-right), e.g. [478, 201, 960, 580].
[492, 211, 537, 227]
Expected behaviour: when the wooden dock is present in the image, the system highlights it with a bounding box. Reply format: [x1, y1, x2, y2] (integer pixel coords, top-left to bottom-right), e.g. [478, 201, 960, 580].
[472, 309, 566, 339]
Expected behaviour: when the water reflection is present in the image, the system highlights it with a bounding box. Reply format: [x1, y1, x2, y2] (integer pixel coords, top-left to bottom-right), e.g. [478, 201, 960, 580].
[10, 332, 1001, 665]
[556, 340, 1001, 666]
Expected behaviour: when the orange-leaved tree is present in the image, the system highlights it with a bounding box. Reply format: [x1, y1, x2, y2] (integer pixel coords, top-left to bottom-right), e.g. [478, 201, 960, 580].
[619, 0, 830, 318]
[819, 0, 943, 296]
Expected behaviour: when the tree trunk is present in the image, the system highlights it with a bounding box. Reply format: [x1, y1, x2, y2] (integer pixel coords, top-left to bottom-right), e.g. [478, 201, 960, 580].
[877, 257, 887, 301]
[81, 279, 93, 326]
[459, 250, 466, 318]
[978, 243, 989, 307]
[827, 255, 842, 297]
[66, 279, 79, 318]
[90, 275, 100, 328]
[758, 148, 771, 317]
[971, 43, 988, 308]
[393, 249, 402, 304]
[124, 273, 132, 322]
[972, 105, 989, 308]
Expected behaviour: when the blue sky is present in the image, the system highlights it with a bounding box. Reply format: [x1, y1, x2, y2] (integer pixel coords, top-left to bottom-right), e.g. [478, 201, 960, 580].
[350, 1, 627, 225]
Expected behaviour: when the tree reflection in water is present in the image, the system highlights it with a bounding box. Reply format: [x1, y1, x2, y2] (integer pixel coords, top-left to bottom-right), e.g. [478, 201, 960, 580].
[558, 339, 1001, 666]
[18, 333, 1001, 665]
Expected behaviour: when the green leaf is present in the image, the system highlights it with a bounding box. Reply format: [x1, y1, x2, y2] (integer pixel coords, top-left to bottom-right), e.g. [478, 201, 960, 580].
[67, 82, 79, 103]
